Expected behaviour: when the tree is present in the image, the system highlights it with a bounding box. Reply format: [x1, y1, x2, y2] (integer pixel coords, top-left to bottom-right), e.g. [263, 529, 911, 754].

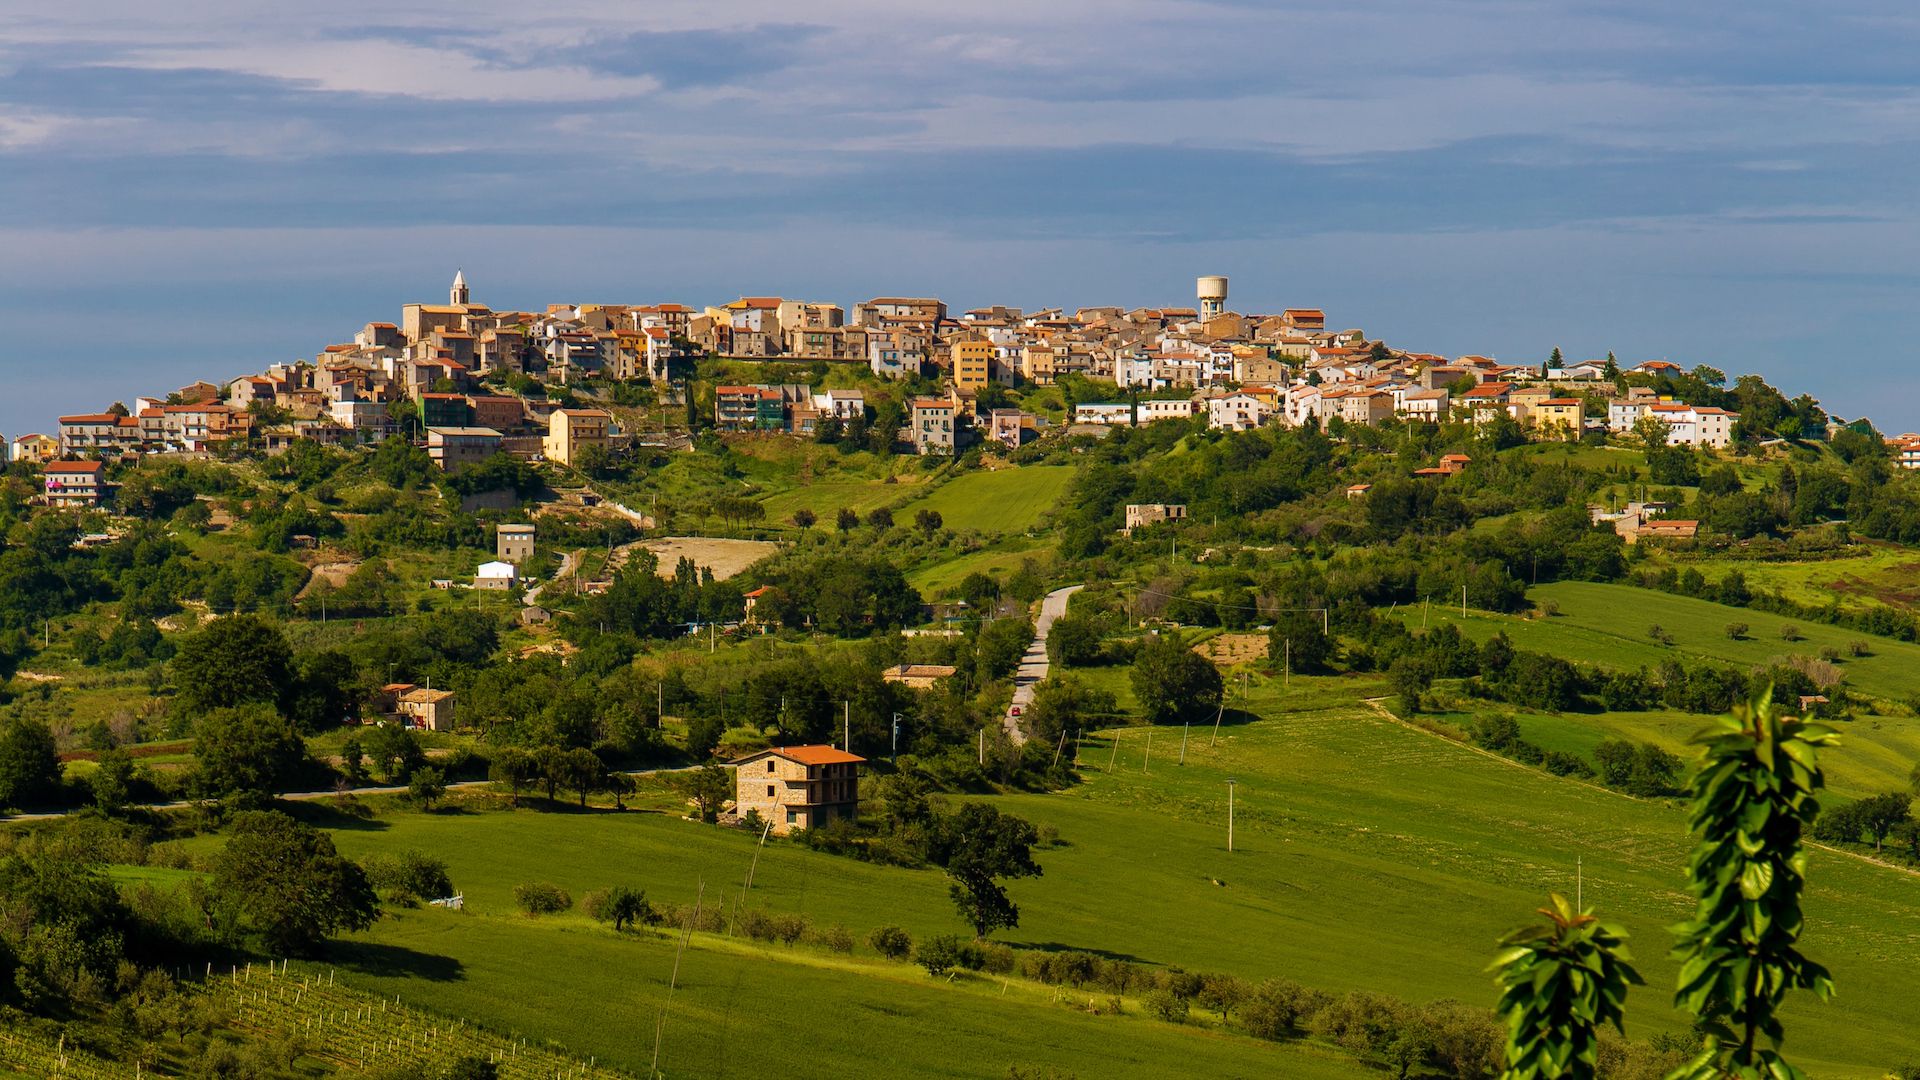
[489, 747, 539, 808]
[835, 508, 859, 532]
[91, 747, 136, 815]
[1725, 622, 1749, 641]
[1387, 658, 1431, 716]
[588, 885, 658, 932]
[1130, 632, 1224, 725]
[1669, 688, 1835, 1080]
[1045, 613, 1104, 667]
[866, 507, 894, 531]
[1490, 893, 1642, 1078]
[0, 717, 62, 809]
[680, 762, 731, 822]
[930, 803, 1042, 939]
[1267, 609, 1333, 674]
[210, 811, 380, 955]
[170, 615, 295, 717]
[408, 765, 447, 811]
[440, 1057, 499, 1080]
[193, 704, 308, 803]
[364, 723, 425, 783]
[562, 747, 604, 807]
[791, 508, 817, 529]
[914, 509, 943, 534]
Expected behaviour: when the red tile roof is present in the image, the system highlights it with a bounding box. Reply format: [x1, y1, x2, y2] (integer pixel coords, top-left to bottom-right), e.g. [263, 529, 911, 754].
[767, 745, 865, 766]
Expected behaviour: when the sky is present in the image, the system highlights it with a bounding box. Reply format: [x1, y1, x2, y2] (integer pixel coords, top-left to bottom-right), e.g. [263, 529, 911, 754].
[4, 0, 1920, 437]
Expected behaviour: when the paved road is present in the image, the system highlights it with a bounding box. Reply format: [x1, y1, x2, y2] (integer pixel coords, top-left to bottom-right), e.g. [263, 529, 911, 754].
[523, 549, 579, 605]
[1003, 585, 1083, 746]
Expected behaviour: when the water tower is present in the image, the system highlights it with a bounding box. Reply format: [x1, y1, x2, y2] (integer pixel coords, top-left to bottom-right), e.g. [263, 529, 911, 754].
[1197, 275, 1228, 319]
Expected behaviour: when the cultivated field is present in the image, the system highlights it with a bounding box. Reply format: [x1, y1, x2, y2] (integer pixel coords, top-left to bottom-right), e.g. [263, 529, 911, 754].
[632, 537, 779, 581]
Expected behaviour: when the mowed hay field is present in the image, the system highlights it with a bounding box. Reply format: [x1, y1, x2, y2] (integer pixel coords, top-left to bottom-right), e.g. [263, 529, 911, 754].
[1401, 581, 1920, 703]
[899, 466, 1075, 535]
[323, 682, 1920, 1076]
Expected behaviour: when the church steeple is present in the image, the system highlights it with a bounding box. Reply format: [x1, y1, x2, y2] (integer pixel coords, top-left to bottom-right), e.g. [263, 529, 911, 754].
[451, 269, 469, 306]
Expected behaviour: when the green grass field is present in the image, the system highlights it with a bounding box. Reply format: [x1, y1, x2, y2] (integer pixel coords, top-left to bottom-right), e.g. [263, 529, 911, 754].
[1399, 580, 1920, 703]
[313, 669, 1920, 1076]
[907, 540, 1056, 597]
[1650, 544, 1920, 614]
[1501, 707, 1920, 801]
[896, 466, 1076, 535]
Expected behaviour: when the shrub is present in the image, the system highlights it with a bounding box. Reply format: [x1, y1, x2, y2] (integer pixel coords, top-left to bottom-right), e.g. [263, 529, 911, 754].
[918, 934, 967, 976]
[513, 882, 572, 916]
[1725, 622, 1748, 641]
[1542, 750, 1595, 779]
[582, 885, 658, 932]
[773, 913, 809, 946]
[1779, 623, 1802, 642]
[740, 908, 779, 942]
[1144, 989, 1189, 1024]
[818, 924, 855, 954]
[1648, 624, 1674, 646]
[980, 942, 1016, 974]
[1239, 979, 1326, 1040]
[362, 850, 454, 905]
[868, 925, 913, 960]
[1849, 640, 1872, 658]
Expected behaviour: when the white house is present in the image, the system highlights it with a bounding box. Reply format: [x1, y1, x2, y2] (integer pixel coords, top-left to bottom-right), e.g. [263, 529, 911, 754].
[1206, 392, 1273, 432]
[475, 560, 517, 590]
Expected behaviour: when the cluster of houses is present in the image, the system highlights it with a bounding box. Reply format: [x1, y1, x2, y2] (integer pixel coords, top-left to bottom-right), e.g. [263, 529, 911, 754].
[15, 272, 1766, 499]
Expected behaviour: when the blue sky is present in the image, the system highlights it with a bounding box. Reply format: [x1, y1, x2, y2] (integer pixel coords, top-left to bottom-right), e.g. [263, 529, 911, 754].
[4, 0, 1919, 437]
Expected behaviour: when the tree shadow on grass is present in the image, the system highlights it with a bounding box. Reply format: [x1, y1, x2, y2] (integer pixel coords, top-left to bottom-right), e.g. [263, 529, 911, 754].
[328, 940, 465, 982]
[1012, 941, 1158, 965]
[280, 800, 391, 832]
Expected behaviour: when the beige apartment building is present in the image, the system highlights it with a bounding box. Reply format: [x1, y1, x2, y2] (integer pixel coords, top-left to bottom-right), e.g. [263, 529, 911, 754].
[731, 746, 865, 834]
[543, 408, 611, 466]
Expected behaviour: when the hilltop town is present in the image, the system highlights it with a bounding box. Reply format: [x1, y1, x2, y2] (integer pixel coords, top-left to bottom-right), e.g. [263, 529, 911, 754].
[22, 272, 1885, 497]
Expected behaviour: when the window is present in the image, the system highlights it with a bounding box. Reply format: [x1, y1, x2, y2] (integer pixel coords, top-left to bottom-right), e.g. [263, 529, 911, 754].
[786, 810, 798, 825]
[767, 785, 776, 797]
[767, 761, 775, 773]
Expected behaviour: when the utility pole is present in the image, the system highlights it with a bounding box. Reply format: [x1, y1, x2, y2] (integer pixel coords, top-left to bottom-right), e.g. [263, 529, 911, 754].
[657, 682, 664, 720]
[844, 701, 850, 753]
[891, 713, 901, 758]
[1143, 730, 1151, 773]
[978, 728, 985, 765]
[1227, 779, 1237, 853]
[1462, 584, 1467, 618]
[1577, 855, 1583, 910]
[1284, 639, 1291, 689]
[1108, 731, 1120, 772]
[1209, 698, 1224, 748]
[1179, 722, 1188, 765]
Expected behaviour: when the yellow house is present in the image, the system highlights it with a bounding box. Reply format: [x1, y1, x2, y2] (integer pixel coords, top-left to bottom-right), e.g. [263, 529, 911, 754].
[542, 408, 612, 466]
[1019, 343, 1056, 384]
[1532, 398, 1584, 439]
[949, 336, 994, 391]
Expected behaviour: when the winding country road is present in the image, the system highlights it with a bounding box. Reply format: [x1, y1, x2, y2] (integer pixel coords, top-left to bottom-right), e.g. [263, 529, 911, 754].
[1003, 585, 1083, 746]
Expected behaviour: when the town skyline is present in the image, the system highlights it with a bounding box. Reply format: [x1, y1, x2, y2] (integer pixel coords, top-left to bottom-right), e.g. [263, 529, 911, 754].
[1, 265, 1908, 441]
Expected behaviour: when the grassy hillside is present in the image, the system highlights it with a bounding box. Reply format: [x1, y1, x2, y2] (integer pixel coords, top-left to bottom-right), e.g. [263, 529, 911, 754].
[317, 675, 1920, 1077]
[1504, 707, 1920, 801]
[1400, 580, 1920, 703]
[897, 466, 1076, 535]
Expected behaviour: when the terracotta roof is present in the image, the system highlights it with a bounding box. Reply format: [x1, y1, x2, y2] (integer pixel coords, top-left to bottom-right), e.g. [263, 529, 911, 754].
[59, 413, 122, 424]
[47, 460, 105, 474]
[750, 745, 866, 766]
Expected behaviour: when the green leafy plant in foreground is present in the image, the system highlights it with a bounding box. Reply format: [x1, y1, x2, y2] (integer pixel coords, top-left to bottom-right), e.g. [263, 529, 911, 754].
[1668, 687, 1836, 1080]
[1491, 893, 1642, 1078]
